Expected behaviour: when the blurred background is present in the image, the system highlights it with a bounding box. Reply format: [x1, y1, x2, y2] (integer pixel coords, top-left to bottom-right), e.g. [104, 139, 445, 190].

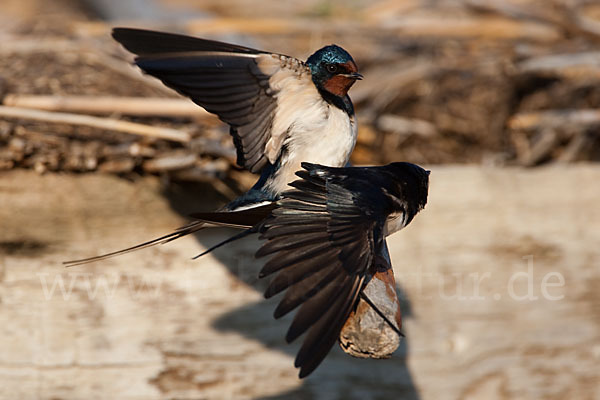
[0, 0, 599, 399]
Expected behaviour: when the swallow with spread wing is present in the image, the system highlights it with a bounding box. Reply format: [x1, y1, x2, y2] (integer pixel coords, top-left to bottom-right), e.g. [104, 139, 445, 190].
[65, 28, 362, 266]
[189, 162, 430, 377]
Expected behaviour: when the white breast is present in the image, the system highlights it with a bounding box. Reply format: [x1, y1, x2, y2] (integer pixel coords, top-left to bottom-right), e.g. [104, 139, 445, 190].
[384, 212, 407, 236]
[256, 54, 358, 194]
[266, 104, 357, 194]
[287, 101, 357, 165]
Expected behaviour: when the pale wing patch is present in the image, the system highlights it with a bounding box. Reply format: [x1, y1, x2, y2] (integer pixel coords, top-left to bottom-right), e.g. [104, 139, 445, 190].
[231, 200, 274, 212]
[255, 54, 282, 75]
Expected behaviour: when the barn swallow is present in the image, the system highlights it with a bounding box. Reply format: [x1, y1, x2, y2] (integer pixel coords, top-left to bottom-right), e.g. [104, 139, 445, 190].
[112, 28, 361, 198]
[64, 28, 362, 266]
[183, 161, 430, 377]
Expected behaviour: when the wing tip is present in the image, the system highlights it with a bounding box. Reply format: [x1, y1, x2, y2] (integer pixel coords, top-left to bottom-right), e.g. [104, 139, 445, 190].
[300, 162, 319, 171]
[298, 366, 314, 379]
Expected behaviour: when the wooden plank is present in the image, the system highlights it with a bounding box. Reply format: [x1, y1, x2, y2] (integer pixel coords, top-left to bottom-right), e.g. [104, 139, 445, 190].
[1, 166, 598, 399]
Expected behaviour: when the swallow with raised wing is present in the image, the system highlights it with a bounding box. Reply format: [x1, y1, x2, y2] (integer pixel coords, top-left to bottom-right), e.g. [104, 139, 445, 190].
[189, 161, 430, 377]
[65, 28, 362, 266]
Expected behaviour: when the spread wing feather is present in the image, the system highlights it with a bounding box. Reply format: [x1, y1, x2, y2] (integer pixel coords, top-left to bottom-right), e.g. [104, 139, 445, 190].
[256, 162, 384, 378]
[258, 241, 333, 278]
[112, 28, 262, 55]
[294, 275, 364, 378]
[112, 28, 311, 173]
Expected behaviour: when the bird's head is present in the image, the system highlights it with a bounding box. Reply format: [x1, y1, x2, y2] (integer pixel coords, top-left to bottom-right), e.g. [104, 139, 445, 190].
[306, 45, 362, 97]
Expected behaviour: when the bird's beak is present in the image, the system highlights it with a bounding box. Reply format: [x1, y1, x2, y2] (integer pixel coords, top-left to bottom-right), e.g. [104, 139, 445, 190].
[341, 72, 363, 80]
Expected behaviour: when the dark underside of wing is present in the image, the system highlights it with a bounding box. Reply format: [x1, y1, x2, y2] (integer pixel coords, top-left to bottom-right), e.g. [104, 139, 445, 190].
[256, 165, 377, 378]
[112, 28, 279, 173]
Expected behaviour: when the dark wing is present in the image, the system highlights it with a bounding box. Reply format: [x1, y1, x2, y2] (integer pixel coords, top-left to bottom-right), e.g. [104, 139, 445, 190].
[255, 163, 385, 378]
[112, 28, 311, 173]
[112, 28, 263, 55]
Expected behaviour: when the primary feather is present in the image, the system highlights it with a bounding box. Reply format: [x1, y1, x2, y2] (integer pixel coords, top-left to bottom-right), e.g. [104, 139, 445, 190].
[254, 161, 429, 377]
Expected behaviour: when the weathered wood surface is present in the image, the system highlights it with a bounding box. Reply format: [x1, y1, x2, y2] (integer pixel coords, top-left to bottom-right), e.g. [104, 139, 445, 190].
[1, 165, 599, 399]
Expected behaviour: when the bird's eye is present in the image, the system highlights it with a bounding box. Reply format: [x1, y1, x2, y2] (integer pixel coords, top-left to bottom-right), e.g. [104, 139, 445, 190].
[326, 64, 338, 73]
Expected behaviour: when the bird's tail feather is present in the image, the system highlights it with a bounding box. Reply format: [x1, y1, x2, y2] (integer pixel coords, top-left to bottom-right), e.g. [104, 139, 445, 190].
[63, 221, 206, 267]
[192, 228, 255, 259]
[63, 204, 275, 267]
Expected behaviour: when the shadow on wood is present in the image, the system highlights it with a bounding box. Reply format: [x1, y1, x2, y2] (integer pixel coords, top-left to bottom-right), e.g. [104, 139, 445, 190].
[162, 182, 422, 398]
